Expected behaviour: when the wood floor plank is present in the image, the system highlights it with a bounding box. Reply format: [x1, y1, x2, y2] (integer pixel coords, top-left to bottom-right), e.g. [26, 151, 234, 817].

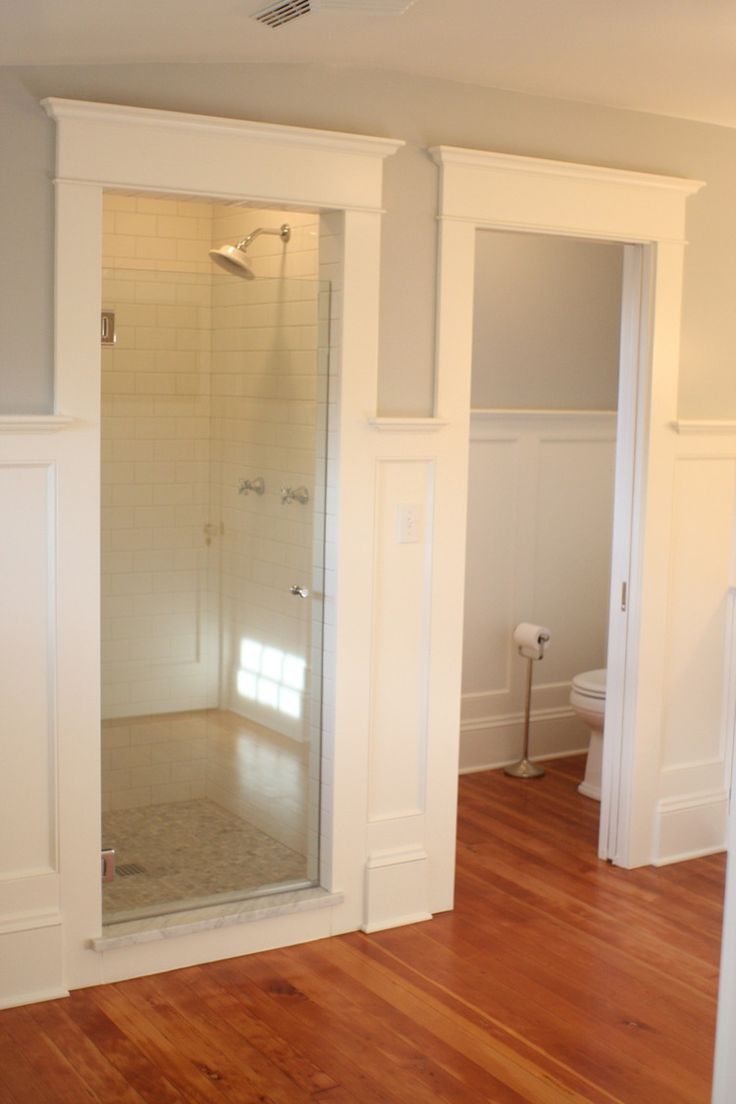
[453, 846, 719, 1000]
[100, 976, 283, 1104]
[62, 990, 186, 1104]
[0, 1006, 99, 1104]
[133, 968, 320, 1104]
[301, 935, 610, 1104]
[214, 952, 448, 1104]
[176, 963, 343, 1098]
[88, 983, 238, 1104]
[265, 940, 536, 1104]
[0, 754, 723, 1103]
[0, 1022, 62, 1104]
[368, 918, 708, 1104]
[25, 1001, 149, 1104]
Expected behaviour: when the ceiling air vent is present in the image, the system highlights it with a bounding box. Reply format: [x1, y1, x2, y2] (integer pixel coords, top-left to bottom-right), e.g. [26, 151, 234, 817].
[252, 0, 311, 27]
[251, 0, 418, 24]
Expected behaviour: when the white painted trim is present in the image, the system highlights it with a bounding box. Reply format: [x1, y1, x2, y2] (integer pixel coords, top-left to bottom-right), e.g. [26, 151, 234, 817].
[430, 145, 703, 248]
[432, 145, 702, 876]
[0, 988, 69, 1011]
[362, 846, 432, 933]
[367, 417, 449, 432]
[362, 912, 433, 934]
[37, 98, 410, 1003]
[439, 216, 690, 248]
[42, 99, 403, 215]
[672, 420, 736, 435]
[652, 790, 728, 866]
[0, 911, 63, 937]
[0, 415, 74, 432]
[366, 845, 430, 869]
[55, 181, 388, 218]
[459, 701, 589, 775]
[43, 99, 403, 159]
[469, 409, 617, 440]
[471, 407, 616, 423]
[430, 146, 704, 197]
[459, 747, 589, 776]
[461, 704, 577, 732]
[662, 758, 732, 774]
[713, 670, 736, 1100]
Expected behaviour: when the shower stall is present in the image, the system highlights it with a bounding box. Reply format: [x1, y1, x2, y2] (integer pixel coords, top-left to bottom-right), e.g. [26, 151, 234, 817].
[99, 195, 329, 925]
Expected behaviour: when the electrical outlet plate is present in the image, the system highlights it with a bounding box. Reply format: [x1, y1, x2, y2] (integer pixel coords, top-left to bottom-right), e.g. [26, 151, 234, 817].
[396, 503, 422, 544]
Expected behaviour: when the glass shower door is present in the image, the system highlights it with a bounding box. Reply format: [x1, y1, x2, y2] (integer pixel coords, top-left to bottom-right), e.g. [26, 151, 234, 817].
[207, 275, 330, 894]
[101, 267, 329, 924]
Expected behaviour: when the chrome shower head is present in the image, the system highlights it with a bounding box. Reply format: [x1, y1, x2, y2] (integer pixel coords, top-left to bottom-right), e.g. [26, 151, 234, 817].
[209, 244, 256, 279]
[208, 223, 291, 279]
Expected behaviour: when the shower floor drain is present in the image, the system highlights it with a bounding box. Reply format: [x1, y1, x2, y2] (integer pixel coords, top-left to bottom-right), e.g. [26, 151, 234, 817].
[116, 863, 146, 877]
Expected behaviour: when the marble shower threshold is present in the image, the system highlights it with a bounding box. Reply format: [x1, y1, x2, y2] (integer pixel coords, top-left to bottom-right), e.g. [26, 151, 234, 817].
[92, 885, 344, 951]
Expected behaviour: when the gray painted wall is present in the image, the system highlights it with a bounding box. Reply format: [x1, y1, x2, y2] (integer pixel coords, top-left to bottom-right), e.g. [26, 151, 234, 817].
[1, 63, 734, 417]
[471, 232, 623, 411]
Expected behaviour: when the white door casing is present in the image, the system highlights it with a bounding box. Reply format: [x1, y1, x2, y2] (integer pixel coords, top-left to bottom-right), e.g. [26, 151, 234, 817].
[0, 98, 418, 1000]
[430, 145, 704, 869]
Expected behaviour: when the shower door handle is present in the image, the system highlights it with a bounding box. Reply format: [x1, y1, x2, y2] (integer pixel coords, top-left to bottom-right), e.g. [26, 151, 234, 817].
[290, 585, 309, 599]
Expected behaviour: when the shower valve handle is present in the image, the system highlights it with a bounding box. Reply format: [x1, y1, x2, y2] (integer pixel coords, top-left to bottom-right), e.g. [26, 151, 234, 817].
[239, 476, 265, 496]
[281, 485, 310, 505]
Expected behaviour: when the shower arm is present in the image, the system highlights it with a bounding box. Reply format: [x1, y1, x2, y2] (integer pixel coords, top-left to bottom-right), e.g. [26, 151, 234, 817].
[234, 224, 291, 251]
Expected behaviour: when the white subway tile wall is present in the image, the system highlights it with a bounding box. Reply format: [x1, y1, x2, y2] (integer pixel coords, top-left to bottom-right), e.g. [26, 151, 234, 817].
[101, 196, 216, 728]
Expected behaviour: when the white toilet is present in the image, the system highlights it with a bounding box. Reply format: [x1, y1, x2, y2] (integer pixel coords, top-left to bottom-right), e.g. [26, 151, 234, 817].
[569, 668, 606, 800]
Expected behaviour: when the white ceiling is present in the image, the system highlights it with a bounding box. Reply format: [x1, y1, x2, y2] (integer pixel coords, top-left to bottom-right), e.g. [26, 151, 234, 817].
[3, 0, 736, 129]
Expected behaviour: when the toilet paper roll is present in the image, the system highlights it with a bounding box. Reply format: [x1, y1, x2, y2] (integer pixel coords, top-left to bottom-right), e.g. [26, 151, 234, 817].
[513, 622, 551, 660]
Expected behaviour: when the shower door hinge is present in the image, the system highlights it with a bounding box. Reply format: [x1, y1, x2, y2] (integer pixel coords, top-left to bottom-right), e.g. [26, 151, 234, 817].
[101, 848, 116, 883]
[621, 581, 628, 612]
[101, 311, 116, 345]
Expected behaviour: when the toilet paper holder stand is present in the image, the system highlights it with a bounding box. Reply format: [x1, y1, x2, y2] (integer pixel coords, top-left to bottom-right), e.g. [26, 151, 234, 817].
[504, 633, 550, 781]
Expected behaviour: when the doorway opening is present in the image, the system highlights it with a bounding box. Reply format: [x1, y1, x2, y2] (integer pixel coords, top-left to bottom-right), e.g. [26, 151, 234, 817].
[99, 192, 330, 924]
[460, 228, 625, 843]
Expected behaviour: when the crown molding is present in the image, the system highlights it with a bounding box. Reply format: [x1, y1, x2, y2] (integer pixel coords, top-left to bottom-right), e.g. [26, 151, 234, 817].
[42, 98, 404, 161]
[429, 145, 704, 196]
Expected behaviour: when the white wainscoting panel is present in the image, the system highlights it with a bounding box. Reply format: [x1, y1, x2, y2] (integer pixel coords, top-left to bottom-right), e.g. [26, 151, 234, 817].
[653, 790, 730, 866]
[0, 462, 56, 877]
[653, 436, 736, 864]
[661, 458, 736, 773]
[461, 410, 616, 771]
[362, 424, 453, 932]
[368, 459, 434, 822]
[0, 435, 68, 1006]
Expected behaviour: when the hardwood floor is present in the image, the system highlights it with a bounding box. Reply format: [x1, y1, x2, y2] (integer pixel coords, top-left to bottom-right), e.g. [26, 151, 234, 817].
[0, 756, 725, 1103]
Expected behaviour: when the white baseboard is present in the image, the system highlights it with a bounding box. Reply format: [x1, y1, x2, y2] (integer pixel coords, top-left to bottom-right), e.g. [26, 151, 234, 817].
[0, 922, 65, 1009]
[0, 987, 69, 1011]
[459, 707, 589, 773]
[362, 847, 432, 933]
[653, 790, 728, 865]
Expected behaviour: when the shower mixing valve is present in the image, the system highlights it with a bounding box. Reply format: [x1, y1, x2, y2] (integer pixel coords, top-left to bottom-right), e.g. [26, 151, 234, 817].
[239, 477, 265, 496]
[281, 485, 310, 505]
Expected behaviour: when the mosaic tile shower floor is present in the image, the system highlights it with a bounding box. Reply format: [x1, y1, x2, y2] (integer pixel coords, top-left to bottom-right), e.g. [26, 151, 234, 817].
[102, 798, 309, 924]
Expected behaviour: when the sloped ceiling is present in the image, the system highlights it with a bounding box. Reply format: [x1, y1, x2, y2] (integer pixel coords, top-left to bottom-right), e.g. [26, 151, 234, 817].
[2, 0, 736, 128]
